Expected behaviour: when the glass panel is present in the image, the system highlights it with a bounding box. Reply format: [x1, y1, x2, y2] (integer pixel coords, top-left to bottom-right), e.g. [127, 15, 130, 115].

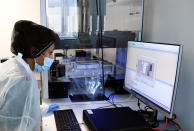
[102, 1, 143, 93]
[44, 0, 143, 99]
[50, 48, 107, 101]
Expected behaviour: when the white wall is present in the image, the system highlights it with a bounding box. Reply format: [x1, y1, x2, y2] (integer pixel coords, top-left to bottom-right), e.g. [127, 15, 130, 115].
[143, 0, 194, 130]
[106, 0, 142, 31]
[0, 0, 40, 58]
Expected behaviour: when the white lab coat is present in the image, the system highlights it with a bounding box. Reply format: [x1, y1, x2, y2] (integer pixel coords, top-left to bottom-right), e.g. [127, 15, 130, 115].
[0, 53, 41, 131]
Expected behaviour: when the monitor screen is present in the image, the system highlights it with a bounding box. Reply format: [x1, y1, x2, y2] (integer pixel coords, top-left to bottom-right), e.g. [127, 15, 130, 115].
[124, 41, 182, 118]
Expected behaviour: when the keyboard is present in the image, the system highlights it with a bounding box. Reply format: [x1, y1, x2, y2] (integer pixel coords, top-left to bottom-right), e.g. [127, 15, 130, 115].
[53, 109, 81, 131]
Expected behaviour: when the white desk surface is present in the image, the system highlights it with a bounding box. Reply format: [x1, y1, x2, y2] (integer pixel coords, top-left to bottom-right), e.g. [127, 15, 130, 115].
[41, 93, 140, 131]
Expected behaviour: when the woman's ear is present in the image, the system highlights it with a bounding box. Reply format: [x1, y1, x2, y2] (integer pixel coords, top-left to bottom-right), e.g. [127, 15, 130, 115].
[30, 47, 40, 58]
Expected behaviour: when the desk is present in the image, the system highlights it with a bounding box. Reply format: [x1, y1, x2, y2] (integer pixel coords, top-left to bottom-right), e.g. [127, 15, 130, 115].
[42, 93, 139, 131]
[42, 93, 179, 131]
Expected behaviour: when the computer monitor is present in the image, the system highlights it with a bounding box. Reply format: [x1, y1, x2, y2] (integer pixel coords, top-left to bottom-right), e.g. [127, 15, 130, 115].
[124, 41, 182, 118]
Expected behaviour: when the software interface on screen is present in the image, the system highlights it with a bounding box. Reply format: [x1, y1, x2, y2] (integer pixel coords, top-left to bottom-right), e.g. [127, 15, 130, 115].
[125, 41, 181, 112]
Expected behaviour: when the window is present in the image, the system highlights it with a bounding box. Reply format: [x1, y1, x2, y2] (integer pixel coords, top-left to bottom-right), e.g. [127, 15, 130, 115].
[46, 0, 78, 39]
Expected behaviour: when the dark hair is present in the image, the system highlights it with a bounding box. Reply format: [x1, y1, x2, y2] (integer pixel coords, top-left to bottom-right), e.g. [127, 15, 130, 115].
[11, 20, 57, 58]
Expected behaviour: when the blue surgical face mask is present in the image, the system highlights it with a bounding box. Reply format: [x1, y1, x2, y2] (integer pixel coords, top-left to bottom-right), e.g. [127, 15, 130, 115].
[34, 55, 54, 72]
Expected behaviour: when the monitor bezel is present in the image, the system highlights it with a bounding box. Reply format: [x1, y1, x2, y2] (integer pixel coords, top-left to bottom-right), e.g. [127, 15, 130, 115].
[124, 41, 183, 118]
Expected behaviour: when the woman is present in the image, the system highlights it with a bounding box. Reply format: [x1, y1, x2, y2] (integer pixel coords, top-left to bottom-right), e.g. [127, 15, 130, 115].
[0, 20, 57, 131]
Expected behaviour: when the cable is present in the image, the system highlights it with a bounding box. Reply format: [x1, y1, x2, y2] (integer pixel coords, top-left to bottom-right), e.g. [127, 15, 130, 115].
[172, 118, 182, 131]
[106, 93, 124, 108]
[111, 93, 115, 102]
[107, 93, 115, 99]
[137, 99, 141, 110]
[107, 93, 117, 108]
[96, 104, 116, 109]
[107, 100, 117, 108]
[152, 116, 168, 130]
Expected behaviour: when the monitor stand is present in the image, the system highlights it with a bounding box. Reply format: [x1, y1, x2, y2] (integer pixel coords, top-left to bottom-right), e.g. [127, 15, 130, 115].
[69, 94, 109, 102]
